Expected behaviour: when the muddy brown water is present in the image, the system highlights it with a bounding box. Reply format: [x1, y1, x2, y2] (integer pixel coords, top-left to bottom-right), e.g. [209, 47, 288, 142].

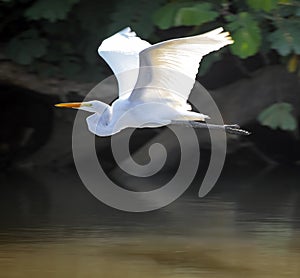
[0, 164, 300, 277]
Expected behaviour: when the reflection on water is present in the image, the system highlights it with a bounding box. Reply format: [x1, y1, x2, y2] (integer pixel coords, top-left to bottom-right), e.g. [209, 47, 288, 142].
[0, 164, 300, 277]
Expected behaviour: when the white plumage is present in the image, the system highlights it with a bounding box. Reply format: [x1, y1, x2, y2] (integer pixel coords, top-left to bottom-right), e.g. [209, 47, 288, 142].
[98, 27, 151, 97]
[55, 27, 234, 137]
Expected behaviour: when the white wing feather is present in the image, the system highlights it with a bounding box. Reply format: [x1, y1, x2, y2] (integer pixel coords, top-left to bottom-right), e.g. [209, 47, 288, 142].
[130, 27, 233, 103]
[98, 27, 151, 97]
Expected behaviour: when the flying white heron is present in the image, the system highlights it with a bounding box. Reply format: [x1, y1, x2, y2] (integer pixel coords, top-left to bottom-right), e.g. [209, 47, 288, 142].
[55, 27, 250, 136]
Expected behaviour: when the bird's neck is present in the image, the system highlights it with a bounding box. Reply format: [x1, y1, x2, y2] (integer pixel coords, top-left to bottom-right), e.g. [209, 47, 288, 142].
[99, 105, 112, 126]
[86, 106, 115, 137]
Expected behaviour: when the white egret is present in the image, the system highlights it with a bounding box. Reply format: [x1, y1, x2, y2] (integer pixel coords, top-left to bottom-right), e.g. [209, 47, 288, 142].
[55, 27, 250, 136]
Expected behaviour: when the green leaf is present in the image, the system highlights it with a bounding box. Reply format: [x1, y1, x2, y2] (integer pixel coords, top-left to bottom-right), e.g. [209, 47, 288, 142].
[258, 102, 297, 131]
[153, 2, 184, 30]
[226, 19, 240, 31]
[5, 29, 48, 65]
[25, 0, 79, 22]
[247, 0, 278, 12]
[153, 2, 218, 29]
[268, 29, 292, 55]
[227, 12, 261, 58]
[225, 15, 237, 22]
[269, 21, 300, 56]
[174, 3, 218, 27]
[230, 28, 261, 58]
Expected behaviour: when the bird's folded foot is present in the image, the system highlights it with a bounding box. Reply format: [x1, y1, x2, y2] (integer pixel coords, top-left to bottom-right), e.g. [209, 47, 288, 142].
[171, 121, 250, 136]
[224, 124, 240, 129]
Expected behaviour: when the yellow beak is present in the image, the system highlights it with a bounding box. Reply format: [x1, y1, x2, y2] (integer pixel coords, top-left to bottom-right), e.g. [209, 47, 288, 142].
[55, 102, 82, 108]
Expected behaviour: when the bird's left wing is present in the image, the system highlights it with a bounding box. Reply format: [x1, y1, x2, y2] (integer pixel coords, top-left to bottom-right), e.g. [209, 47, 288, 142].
[98, 27, 151, 97]
[130, 27, 233, 103]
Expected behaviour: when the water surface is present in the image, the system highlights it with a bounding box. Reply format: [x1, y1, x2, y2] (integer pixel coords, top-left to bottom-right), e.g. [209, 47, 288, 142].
[1, 164, 300, 277]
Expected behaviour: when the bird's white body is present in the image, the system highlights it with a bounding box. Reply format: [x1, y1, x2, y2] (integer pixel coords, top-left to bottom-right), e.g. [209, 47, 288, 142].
[86, 93, 204, 136]
[56, 27, 234, 137]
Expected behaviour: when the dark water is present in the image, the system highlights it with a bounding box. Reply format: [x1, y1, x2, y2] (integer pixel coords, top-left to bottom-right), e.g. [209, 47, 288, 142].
[1, 163, 300, 277]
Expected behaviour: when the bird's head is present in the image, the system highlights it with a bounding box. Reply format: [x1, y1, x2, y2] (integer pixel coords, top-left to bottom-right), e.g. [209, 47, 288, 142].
[55, 100, 109, 114]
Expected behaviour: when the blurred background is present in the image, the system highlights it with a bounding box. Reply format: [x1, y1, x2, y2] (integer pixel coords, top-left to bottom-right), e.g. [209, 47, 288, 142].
[1, 0, 300, 277]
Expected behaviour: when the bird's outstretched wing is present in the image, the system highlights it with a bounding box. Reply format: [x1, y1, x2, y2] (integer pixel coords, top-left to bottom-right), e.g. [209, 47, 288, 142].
[98, 27, 151, 97]
[130, 27, 233, 103]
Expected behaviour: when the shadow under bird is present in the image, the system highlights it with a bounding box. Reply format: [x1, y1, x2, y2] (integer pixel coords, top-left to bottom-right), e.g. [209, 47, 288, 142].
[55, 27, 250, 136]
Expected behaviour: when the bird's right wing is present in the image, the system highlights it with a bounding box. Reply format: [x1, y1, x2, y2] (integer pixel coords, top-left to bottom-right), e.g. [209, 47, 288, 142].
[98, 27, 151, 97]
[130, 27, 233, 103]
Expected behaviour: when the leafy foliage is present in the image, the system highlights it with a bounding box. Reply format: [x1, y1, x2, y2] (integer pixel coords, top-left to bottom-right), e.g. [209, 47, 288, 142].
[0, 0, 171, 81]
[246, 0, 278, 12]
[2, 0, 300, 80]
[153, 2, 218, 29]
[0, 0, 300, 131]
[175, 3, 218, 27]
[25, 0, 79, 22]
[258, 103, 297, 131]
[153, 0, 300, 62]
[5, 29, 48, 65]
[268, 21, 300, 56]
[107, 0, 164, 38]
[227, 12, 261, 58]
[152, 0, 300, 131]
